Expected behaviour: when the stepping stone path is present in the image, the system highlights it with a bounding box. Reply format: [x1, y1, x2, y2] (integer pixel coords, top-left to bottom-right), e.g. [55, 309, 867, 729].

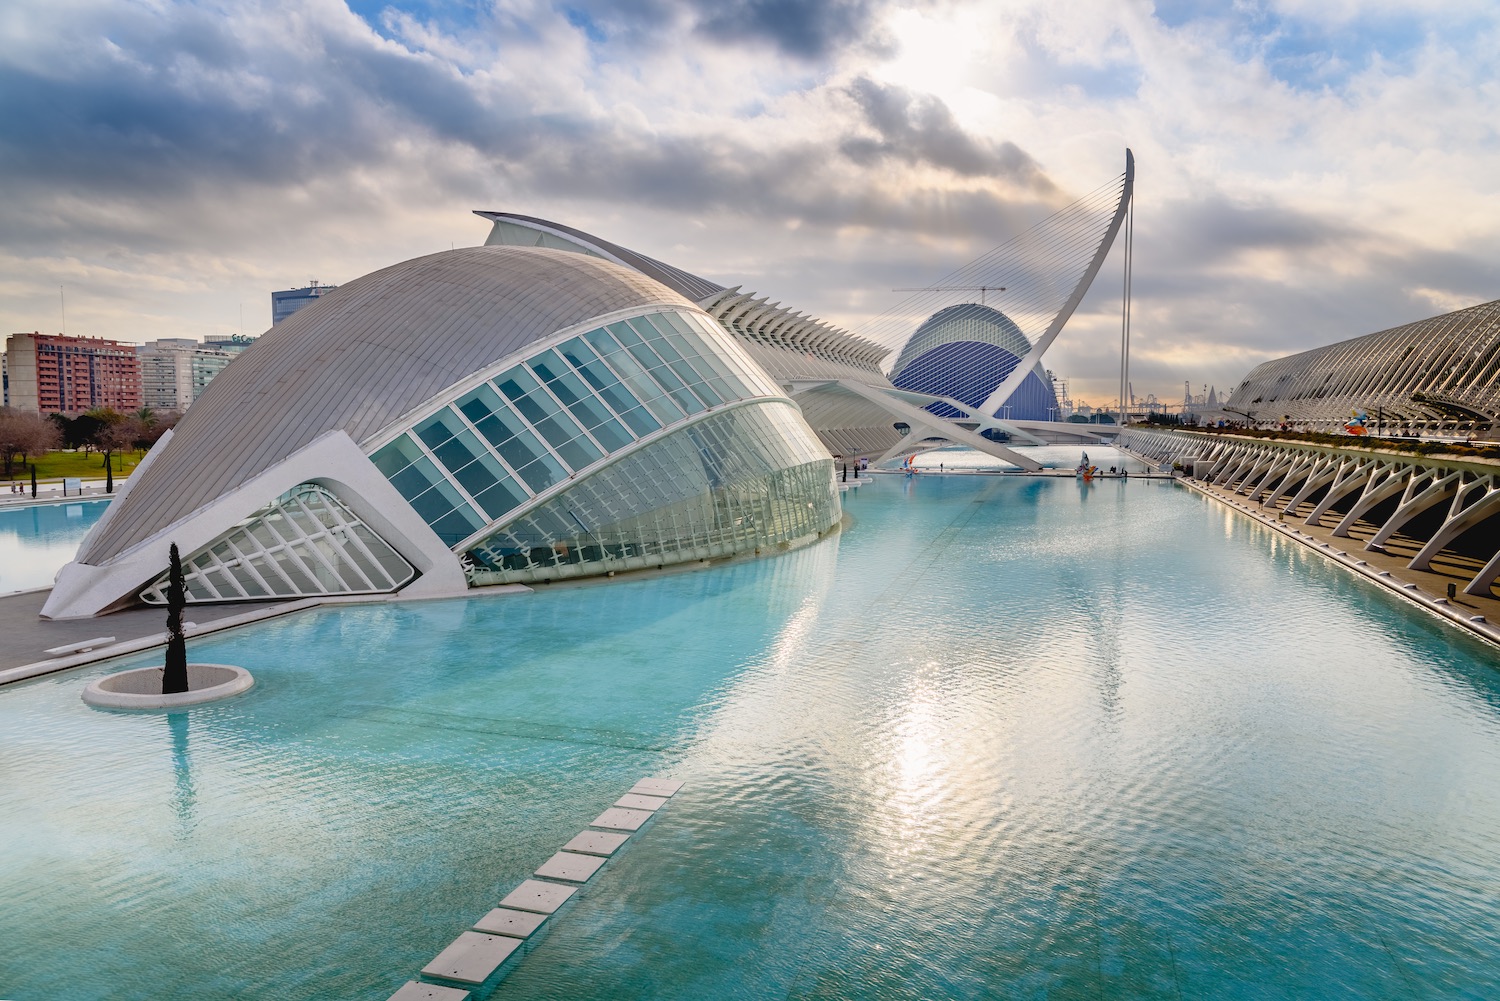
[388, 776, 683, 999]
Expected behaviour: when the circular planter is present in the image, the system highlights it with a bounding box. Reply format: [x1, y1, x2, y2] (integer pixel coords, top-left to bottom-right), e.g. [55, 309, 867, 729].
[82, 663, 254, 710]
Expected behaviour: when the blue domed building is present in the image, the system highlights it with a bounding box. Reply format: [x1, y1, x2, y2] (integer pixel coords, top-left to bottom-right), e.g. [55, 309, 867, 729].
[889, 304, 1060, 422]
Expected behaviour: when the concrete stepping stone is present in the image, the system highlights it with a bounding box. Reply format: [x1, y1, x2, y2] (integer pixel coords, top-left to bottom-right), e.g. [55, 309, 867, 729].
[535, 851, 606, 883]
[387, 982, 470, 1001]
[590, 807, 653, 831]
[562, 830, 630, 857]
[499, 879, 577, 914]
[614, 793, 668, 811]
[473, 907, 548, 939]
[630, 777, 683, 797]
[420, 931, 520, 985]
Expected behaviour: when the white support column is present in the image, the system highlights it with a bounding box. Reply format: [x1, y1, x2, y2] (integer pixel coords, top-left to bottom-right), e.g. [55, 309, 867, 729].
[1307, 457, 1375, 527]
[1408, 476, 1500, 571]
[1366, 469, 1464, 549]
[1333, 463, 1419, 539]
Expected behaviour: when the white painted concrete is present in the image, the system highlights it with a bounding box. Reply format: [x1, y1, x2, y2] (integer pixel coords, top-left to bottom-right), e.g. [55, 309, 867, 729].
[420, 931, 519, 985]
[630, 777, 683, 797]
[498, 880, 576, 915]
[534, 851, 606, 883]
[81, 663, 253, 709]
[561, 831, 630, 857]
[472, 908, 547, 939]
[614, 793, 668, 811]
[43, 430, 468, 619]
[387, 980, 470, 1001]
[590, 807, 653, 832]
[43, 636, 115, 656]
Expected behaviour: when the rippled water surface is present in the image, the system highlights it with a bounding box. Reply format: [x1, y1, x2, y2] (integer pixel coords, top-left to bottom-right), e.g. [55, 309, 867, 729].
[3, 467, 1500, 999]
[0, 499, 108, 593]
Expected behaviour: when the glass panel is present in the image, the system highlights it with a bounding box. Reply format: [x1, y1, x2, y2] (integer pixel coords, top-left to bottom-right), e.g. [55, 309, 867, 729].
[645, 325, 724, 406]
[273, 551, 318, 593]
[612, 321, 704, 414]
[248, 522, 280, 551]
[560, 337, 662, 436]
[515, 456, 564, 493]
[227, 564, 269, 597]
[371, 435, 425, 477]
[432, 429, 485, 477]
[414, 409, 467, 450]
[529, 351, 635, 452]
[650, 316, 739, 400]
[390, 457, 443, 501]
[251, 556, 296, 596]
[460, 396, 551, 482]
[584, 327, 686, 425]
[457, 384, 506, 427]
[451, 450, 502, 498]
[341, 543, 387, 590]
[472, 477, 527, 521]
[203, 568, 239, 597]
[408, 483, 461, 524]
[431, 505, 485, 545]
[285, 504, 319, 538]
[184, 577, 216, 601]
[464, 401, 839, 585]
[496, 370, 600, 469]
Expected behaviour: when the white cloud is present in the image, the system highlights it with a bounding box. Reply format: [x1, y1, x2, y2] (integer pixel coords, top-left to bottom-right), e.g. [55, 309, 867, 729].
[0, 0, 1497, 405]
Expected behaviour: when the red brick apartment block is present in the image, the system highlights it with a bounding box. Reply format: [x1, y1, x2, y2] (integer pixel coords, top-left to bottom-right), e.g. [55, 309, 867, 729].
[4, 332, 143, 414]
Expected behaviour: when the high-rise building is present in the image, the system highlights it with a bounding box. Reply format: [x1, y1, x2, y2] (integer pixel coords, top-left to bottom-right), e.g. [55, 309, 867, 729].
[137, 338, 233, 411]
[271, 281, 337, 325]
[3, 332, 142, 414]
[202, 333, 258, 356]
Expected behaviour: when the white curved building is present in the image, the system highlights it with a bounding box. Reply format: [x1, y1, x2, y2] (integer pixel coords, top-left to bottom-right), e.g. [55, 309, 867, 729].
[44, 246, 841, 618]
[1226, 299, 1500, 432]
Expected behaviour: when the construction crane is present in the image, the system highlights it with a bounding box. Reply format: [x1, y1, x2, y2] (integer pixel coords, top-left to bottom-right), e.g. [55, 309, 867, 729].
[892, 285, 1007, 306]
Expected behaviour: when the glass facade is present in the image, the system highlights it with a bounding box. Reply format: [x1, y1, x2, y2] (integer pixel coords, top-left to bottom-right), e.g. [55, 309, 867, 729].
[140, 484, 415, 604]
[466, 401, 838, 585]
[368, 310, 788, 548]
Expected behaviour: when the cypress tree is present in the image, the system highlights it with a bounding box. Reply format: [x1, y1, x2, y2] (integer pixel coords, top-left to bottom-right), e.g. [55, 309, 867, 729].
[162, 543, 189, 695]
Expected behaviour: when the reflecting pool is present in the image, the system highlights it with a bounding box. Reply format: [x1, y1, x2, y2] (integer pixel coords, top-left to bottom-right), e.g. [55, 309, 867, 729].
[0, 499, 108, 594]
[3, 472, 1500, 999]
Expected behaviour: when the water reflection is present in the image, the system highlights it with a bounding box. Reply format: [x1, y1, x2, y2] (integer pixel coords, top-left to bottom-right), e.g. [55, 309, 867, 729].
[0, 499, 108, 593]
[167, 711, 196, 836]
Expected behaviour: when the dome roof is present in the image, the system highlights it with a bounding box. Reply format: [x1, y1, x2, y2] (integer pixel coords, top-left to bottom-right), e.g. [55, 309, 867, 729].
[889, 303, 1030, 378]
[80, 246, 692, 565]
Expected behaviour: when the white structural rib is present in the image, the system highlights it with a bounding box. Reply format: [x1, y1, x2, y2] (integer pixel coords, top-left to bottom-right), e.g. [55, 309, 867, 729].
[976, 149, 1135, 422]
[824, 380, 1044, 470]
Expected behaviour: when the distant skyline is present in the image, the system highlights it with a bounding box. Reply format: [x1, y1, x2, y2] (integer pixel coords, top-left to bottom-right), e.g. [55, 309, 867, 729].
[3, 0, 1498, 406]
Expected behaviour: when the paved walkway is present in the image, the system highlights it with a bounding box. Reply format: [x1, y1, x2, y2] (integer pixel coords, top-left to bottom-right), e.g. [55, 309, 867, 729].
[0, 589, 285, 673]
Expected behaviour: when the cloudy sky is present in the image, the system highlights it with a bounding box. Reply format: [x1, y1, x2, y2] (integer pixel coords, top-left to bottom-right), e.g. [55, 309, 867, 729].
[3, 0, 1498, 407]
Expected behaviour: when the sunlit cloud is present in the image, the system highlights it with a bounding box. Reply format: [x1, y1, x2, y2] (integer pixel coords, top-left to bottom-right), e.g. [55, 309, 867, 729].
[0, 0, 1497, 406]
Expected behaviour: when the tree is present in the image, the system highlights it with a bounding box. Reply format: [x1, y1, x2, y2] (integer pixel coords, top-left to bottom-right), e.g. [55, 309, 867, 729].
[0, 407, 61, 478]
[137, 410, 179, 450]
[87, 408, 137, 472]
[162, 543, 189, 695]
[50, 412, 103, 451]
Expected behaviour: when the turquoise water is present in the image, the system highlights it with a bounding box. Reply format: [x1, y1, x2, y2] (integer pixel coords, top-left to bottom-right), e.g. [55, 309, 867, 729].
[3, 471, 1500, 999]
[0, 499, 109, 593]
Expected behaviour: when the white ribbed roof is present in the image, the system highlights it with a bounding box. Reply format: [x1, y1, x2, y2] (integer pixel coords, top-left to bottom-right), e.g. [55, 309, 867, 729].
[80, 246, 692, 565]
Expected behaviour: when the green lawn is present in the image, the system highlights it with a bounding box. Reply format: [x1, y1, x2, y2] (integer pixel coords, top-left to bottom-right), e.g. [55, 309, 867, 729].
[1, 449, 144, 483]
